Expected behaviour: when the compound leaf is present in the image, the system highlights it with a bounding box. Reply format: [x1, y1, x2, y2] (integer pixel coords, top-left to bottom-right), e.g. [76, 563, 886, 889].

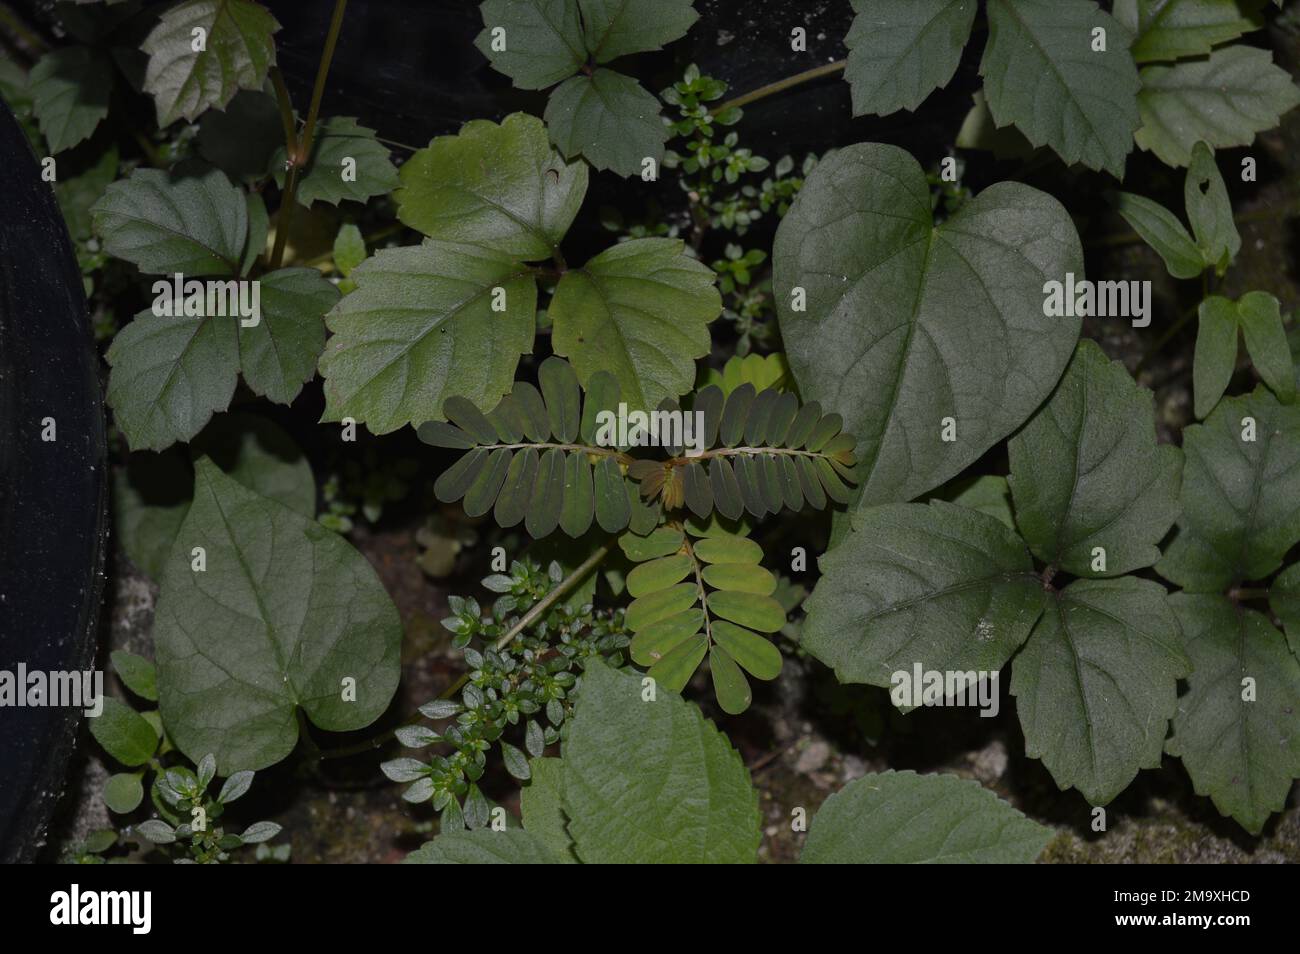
[272, 116, 399, 208]
[578, 0, 698, 63]
[544, 69, 666, 177]
[1115, 0, 1262, 63]
[474, 0, 586, 90]
[239, 266, 339, 405]
[28, 46, 112, 152]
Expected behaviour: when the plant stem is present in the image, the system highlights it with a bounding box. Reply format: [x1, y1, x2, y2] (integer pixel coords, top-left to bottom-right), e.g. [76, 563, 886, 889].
[269, 66, 299, 160]
[270, 0, 349, 270]
[714, 59, 846, 114]
[0, 3, 47, 55]
[316, 539, 613, 762]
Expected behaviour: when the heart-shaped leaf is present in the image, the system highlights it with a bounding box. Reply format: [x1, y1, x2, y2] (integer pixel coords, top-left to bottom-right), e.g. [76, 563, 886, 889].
[154, 460, 401, 773]
[773, 142, 1083, 513]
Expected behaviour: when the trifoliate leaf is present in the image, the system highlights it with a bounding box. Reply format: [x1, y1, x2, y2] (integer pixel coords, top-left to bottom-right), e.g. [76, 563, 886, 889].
[396, 113, 587, 260]
[197, 89, 283, 181]
[562, 660, 760, 863]
[1013, 578, 1188, 805]
[1134, 46, 1300, 167]
[1114, 0, 1262, 63]
[90, 697, 158, 768]
[319, 240, 536, 434]
[544, 69, 667, 177]
[1185, 141, 1240, 273]
[550, 238, 720, 411]
[142, 0, 281, 126]
[106, 305, 240, 451]
[801, 770, 1052, 863]
[1113, 191, 1205, 279]
[578, 0, 699, 63]
[238, 266, 339, 404]
[842, 0, 977, 117]
[1008, 340, 1182, 578]
[27, 47, 113, 153]
[1166, 594, 1300, 834]
[154, 460, 401, 773]
[981, 0, 1140, 178]
[92, 165, 248, 276]
[774, 143, 1082, 513]
[801, 501, 1044, 696]
[404, 829, 559, 864]
[271, 116, 400, 207]
[474, 0, 586, 90]
[1157, 388, 1300, 591]
[520, 757, 578, 862]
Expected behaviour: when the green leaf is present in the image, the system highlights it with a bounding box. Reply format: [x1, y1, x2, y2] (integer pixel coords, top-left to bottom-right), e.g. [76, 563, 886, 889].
[1166, 594, 1300, 834]
[142, 0, 281, 126]
[801, 770, 1052, 863]
[520, 757, 578, 862]
[474, 0, 586, 90]
[27, 47, 112, 153]
[774, 142, 1082, 515]
[1157, 388, 1300, 591]
[238, 266, 339, 405]
[319, 240, 536, 434]
[544, 69, 667, 177]
[1012, 578, 1188, 804]
[1116, 0, 1262, 63]
[801, 501, 1044, 695]
[562, 661, 760, 863]
[333, 223, 367, 282]
[90, 697, 159, 767]
[933, 474, 1015, 530]
[842, 0, 977, 117]
[578, 0, 698, 62]
[1008, 340, 1182, 578]
[981, 0, 1140, 177]
[1237, 291, 1295, 405]
[104, 773, 144, 814]
[1269, 563, 1300, 658]
[93, 165, 248, 276]
[1184, 141, 1240, 273]
[272, 116, 400, 207]
[1194, 296, 1239, 419]
[1135, 46, 1300, 167]
[197, 89, 283, 181]
[619, 526, 684, 561]
[56, 144, 119, 247]
[134, 820, 176, 845]
[551, 238, 720, 411]
[1112, 192, 1205, 279]
[106, 305, 240, 451]
[396, 113, 587, 260]
[701, 353, 792, 395]
[111, 651, 159, 702]
[154, 460, 401, 773]
[404, 829, 559, 864]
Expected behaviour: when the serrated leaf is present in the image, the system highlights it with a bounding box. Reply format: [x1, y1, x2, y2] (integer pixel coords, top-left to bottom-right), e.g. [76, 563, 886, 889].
[474, 0, 586, 90]
[142, 0, 280, 126]
[28, 47, 112, 152]
[801, 770, 1052, 863]
[111, 651, 158, 702]
[90, 697, 158, 767]
[520, 757, 577, 862]
[1012, 578, 1188, 805]
[272, 116, 399, 207]
[578, 0, 698, 62]
[319, 240, 536, 434]
[154, 460, 401, 773]
[93, 165, 248, 276]
[1157, 388, 1300, 591]
[396, 113, 586, 260]
[1113, 191, 1205, 279]
[238, 266, 339, 405]
[1166, 594, 1300, 834]
[1008, 340, 1182, 577]
[801, 501, 1044, 695]
[544, 69, 667, 177]
[405, 828, 558, 863]
[842, 0, 977, 117]
[1135, 46, 1300, 167]
[1116, 0, 1262, 63]
[981, 0, 1140, 177]
[774, 143, 1082, 517]
[551, 237, 720, 411]
[562, 660, 760, 863]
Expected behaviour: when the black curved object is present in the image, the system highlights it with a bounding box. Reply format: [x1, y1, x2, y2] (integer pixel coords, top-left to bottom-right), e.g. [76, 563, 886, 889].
[0, 100, 109, 863]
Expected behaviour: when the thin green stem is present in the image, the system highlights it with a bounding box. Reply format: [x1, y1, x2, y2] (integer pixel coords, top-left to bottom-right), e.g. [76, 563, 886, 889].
[270, 0, 349, 269]
[315, 540, 614, 762]
[269, 66, 299, 160]
[714, 59, 847, 114]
